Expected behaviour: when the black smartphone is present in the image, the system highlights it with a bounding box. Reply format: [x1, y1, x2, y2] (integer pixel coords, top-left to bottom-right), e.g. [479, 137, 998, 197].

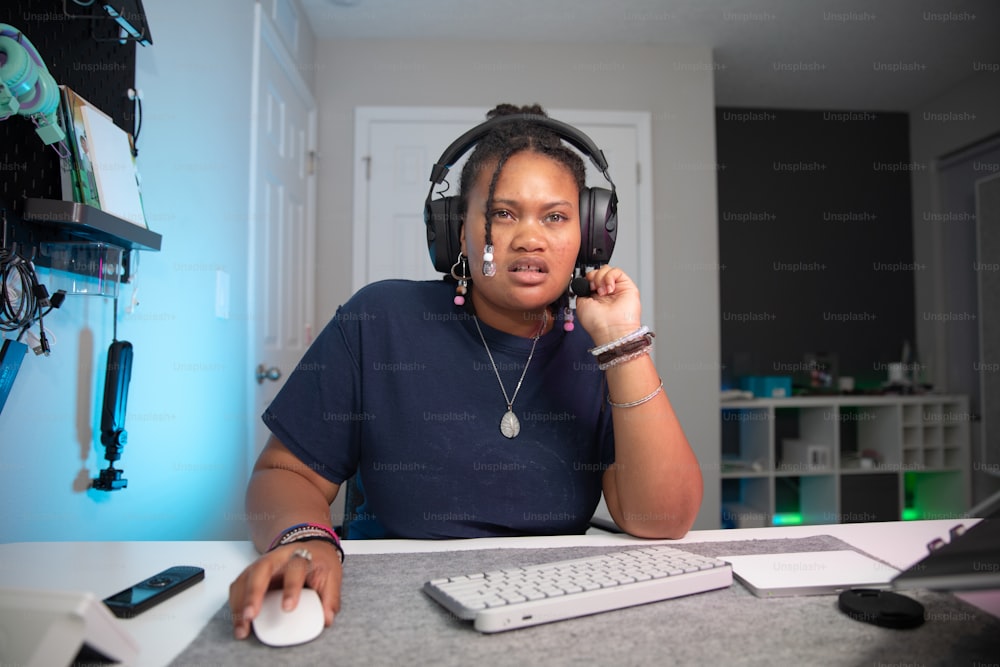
[102, 565, 205, 618]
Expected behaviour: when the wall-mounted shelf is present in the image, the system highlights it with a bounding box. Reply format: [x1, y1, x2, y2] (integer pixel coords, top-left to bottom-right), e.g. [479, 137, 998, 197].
[23, 198, 161, 252]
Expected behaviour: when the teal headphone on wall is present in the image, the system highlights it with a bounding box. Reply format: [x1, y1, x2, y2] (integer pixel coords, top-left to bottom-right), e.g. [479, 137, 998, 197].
[0, 24, 65, 146]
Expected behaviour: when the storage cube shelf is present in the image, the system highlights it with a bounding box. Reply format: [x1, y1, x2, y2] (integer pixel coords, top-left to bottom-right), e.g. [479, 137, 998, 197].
[720, 395, 970, 528]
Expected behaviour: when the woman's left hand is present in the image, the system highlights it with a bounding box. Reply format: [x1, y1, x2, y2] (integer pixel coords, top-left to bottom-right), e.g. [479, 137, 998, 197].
[573, 265, 644, 346]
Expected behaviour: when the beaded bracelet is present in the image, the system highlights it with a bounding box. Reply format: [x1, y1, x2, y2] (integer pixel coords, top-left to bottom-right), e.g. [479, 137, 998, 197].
[281, 535, 343, 559]
[268, 522, 345, 563]
[596, 331, 655, 370]
[589, 326, 650, 357]
[599, 345, 653, 370]
[596, 333, 654, 367]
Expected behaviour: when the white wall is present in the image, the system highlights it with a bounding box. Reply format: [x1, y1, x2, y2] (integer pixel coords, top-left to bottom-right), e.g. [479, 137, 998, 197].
[0, 0, 256, 541]
[313, 40, 722, 529]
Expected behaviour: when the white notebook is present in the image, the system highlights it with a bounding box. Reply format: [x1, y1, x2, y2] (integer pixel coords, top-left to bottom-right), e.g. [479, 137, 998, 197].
[79, 104, 147, 228]
[718, 550, 900, 598]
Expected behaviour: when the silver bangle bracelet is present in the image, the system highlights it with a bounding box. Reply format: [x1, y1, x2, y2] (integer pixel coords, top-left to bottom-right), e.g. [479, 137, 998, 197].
[607, 379, 664, 408]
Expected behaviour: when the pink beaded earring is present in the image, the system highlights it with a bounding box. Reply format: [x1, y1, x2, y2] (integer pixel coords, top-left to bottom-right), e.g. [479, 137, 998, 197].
[562, 275, 577, 331]
[451, 253, 471, 306]
[563, 304, 575, 332]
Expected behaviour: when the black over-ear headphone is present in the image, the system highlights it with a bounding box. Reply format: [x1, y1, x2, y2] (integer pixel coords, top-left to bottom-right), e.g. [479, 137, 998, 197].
[423, 113, 618, 274]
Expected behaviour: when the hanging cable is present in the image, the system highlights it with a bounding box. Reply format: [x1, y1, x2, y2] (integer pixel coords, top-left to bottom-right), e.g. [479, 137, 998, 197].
[1, 244, 65, 352]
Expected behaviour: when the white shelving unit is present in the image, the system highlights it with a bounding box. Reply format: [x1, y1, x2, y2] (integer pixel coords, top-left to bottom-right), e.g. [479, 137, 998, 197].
[720, 395, 971, 528]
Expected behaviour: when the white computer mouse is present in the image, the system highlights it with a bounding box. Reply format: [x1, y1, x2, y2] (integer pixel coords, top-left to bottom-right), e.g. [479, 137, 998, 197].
[252, 588, 325, 647]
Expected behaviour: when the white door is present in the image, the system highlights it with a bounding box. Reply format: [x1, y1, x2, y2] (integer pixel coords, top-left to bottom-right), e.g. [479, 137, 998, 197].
[352, 107, 654, 327]
[247, 4, 317, 470]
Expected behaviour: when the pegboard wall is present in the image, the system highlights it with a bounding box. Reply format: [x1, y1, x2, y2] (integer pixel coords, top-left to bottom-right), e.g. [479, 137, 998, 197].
[1, 1, 137, 213]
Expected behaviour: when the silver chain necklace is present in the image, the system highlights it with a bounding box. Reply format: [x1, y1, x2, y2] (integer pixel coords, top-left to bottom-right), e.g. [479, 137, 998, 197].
[473, 313, 546, 439]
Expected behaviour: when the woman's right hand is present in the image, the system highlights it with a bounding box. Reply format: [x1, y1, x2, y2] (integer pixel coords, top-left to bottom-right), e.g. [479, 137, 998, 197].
[228, 540, 343, 639]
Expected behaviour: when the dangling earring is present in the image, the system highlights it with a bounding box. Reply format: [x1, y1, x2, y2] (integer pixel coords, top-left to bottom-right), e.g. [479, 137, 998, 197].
[482, 244, 496, 277]
[563, 275, 577, 332]
[451, 253, 470, 306]
[563, 303, 575, 332]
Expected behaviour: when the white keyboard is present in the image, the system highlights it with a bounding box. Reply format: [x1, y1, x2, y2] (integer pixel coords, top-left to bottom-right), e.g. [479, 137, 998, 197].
[423, 545, 732, 633]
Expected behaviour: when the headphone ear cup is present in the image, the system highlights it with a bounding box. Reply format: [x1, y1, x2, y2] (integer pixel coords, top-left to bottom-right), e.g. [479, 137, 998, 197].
[425, 196, 463, 273]
[579, 187, 618, 265]
[0, 36, 39, 103]
[18, 66, 58, 116]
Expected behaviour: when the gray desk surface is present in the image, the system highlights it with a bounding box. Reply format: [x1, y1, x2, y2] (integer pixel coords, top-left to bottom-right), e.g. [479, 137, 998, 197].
[172, 535, 1000, 667]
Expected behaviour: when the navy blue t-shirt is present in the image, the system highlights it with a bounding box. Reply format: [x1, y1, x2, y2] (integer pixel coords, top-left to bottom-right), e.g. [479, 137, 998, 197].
[263, 279, 615, 539]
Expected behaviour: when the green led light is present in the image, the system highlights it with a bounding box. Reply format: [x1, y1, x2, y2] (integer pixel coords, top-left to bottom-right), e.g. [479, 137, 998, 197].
[772, 512, 803, 526]
[902, 508, 922, 521]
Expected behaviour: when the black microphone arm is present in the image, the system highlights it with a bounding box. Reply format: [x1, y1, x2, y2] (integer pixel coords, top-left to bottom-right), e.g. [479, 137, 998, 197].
[92, 340, 132, 491]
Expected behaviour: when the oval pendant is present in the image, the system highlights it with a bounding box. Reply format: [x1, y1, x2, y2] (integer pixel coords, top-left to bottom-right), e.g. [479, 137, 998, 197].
[500, 410, 520, 439]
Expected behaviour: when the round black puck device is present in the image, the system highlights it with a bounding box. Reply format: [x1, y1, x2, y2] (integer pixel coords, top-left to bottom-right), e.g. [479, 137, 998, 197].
[838, 588, 925, 629]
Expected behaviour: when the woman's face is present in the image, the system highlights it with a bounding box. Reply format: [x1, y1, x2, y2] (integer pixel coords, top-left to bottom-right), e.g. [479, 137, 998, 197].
[461, 150, 581, 327]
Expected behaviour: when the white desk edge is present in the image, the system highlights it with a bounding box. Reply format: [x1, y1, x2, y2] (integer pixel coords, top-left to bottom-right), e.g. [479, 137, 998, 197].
[1, 519, 996, 667]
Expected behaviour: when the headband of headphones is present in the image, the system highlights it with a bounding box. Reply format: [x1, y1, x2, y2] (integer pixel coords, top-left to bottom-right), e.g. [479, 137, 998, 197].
[428, 114, 613, 185]
[423, 113, 618, 274]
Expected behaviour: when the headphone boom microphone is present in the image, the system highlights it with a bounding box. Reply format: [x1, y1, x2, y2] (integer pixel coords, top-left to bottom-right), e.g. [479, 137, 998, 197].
[570, 276, 592, 298]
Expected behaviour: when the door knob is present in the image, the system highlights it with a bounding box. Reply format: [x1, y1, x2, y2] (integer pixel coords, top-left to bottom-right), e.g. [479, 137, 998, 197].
[256, 364, 282, 384]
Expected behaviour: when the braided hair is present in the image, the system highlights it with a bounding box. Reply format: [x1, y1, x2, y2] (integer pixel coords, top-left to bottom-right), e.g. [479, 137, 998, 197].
[458, 104, 587, 250]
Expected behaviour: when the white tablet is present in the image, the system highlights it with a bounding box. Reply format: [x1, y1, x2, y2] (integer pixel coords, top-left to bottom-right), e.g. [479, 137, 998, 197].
[718, 550, 900, 598]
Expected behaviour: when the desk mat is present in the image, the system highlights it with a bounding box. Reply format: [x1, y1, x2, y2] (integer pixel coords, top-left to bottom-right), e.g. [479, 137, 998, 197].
[171, 536, 1000, 667]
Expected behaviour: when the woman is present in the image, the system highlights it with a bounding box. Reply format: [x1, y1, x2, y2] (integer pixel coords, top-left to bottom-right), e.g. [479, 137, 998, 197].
[229, 104, 702, 639]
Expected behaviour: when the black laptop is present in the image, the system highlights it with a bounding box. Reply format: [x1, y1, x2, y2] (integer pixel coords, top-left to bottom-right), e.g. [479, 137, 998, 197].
[892, 518, 1000, 592]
